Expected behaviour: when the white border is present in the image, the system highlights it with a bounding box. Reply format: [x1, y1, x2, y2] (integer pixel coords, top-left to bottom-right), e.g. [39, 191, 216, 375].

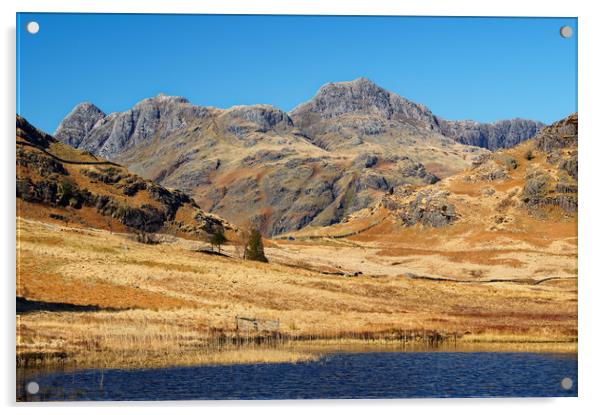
[2, 1, 601, 414]
[4, 0, 585, 17]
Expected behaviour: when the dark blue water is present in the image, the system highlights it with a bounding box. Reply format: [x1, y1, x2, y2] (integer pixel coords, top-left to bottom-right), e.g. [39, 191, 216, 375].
[17, 352, 577, 401]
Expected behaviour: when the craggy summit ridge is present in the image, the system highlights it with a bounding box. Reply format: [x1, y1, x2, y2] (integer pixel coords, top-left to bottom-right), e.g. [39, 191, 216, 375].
[289, 78, 543, 151]
[57, 78, 543, 154]
[438, 118, 544, 151]
[290, 78, 438, 129]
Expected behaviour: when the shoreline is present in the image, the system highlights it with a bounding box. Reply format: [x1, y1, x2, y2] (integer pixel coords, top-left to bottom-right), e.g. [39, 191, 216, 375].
[17, 338, 578, 371]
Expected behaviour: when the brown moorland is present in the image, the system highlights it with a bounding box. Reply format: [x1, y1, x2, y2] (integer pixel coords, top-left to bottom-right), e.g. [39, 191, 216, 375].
[17, 216, 576, 368]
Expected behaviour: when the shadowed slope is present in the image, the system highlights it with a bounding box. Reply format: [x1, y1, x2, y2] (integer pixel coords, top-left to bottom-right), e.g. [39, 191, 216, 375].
[17, 115, 234, 239]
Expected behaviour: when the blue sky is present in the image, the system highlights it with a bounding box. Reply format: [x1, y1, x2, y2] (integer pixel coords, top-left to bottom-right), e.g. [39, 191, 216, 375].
[17, 14, 577, 134]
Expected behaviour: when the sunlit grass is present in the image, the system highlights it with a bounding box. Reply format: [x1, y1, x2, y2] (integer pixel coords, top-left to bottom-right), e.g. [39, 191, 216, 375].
[16, 217, 577, 369]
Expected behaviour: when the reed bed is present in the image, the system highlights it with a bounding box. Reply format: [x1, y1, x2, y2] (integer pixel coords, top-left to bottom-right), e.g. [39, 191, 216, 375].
[17, 309, 576, 369]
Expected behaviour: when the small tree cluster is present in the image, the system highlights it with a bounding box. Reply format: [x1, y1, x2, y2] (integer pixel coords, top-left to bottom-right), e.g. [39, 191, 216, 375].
[209, 228, 227, 253]
[244, 228, 268, 263]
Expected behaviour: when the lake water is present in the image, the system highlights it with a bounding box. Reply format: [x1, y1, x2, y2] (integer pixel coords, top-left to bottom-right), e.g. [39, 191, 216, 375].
[17, 352, 577, 401]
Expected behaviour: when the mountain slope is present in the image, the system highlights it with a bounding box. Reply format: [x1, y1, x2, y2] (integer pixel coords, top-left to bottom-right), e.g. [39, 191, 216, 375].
[437, 118, 544, 150]
[17, 115, 232, 239]
[52, 78, 543, 236]
[118, 99, 471, 236]
[287, 113, 577, 281]
[53, 84, 492, 236]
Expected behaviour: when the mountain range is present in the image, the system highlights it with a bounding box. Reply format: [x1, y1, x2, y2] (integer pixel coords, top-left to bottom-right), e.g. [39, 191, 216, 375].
[53, 78, 544, 235]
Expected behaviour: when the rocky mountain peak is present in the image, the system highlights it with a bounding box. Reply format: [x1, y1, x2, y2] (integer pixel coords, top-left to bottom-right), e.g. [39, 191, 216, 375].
[55, 94, 211, 160]
[54, 102, 106, 148]
[133, 94, 191, 109]
[53, 79, 547, 168]
[289, 78, 544, 150]
[291, 77, 437, 127]
[315, 77, 381, 97]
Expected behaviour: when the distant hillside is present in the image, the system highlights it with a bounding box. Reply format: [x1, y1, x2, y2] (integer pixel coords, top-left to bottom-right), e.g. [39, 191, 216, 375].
[292, 113, 577, 251]
[16, 115, 233, 239]
[437, 118, 544, 151]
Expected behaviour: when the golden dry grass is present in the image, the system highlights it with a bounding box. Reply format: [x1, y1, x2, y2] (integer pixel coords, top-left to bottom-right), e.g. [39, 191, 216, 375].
[17, 216, 577, 368]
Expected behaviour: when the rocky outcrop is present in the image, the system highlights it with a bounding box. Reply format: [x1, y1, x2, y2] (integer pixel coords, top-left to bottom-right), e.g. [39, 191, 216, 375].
[535, 113, 578, 152]
[465, 152, 521, 183]
[520, 113, 578, 214]
[438, 118, 544, 150]
[54, 103, 106, 148]
[465, 160, 508, 182]
[17, 115, 55, 149]
[522, 170, 550, 207]
[559, 154, 578, 179]
[17, 166, 181, 233]
[93, 195, 167, 232]
[523, 175, 577, 213]
[17, 177, 89, 209]
[384, 189, 457, 228]
[220, 105, 293, 134]
[17, 146, 68, 176]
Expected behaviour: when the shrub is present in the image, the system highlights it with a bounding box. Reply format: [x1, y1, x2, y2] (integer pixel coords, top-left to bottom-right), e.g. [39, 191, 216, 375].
[56, 179, 85, 208]
[244, 228, 268, 262]
[49, 213, 68, 225]
[209, 228, 227, 253]
[503, 155, 518, 169]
